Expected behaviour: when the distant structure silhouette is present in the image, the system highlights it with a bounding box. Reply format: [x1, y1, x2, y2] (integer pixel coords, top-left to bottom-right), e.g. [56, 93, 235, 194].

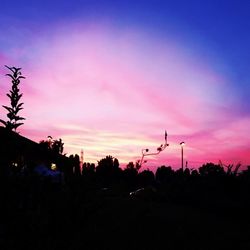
[80, 149, 84, 170]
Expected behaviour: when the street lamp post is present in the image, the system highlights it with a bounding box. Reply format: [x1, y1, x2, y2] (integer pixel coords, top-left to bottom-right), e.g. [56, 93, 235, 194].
[180, 141, 185, 171]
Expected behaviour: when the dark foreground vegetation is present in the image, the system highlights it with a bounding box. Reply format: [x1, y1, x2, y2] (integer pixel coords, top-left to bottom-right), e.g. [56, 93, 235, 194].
[1, 157, 250, 250]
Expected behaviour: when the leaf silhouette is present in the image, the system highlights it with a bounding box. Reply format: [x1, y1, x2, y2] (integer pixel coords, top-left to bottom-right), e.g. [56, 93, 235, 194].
[0, 119, 7, 126]
[5, 73, 15, 81]
[2, 105, 14, 113]
[15, 116, 25, 121]
[16, 102, 24, 108]
[13, 122, 24, 129]
[12, 67, 22, 71]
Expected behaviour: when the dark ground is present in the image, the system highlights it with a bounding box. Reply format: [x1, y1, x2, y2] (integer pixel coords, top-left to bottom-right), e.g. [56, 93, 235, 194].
[1, 177, 250, 250]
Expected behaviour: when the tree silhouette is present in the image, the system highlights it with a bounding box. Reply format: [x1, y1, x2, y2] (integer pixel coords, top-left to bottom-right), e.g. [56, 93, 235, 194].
[219, 160, 241, 176]
[123, 162, 139, 187]
[69, 154, 81, 175]
[52, 138, 64, 155]
[39, 136, 64, 154]
[138, 169, 155, 187]
[96, 155, 121, 184]
[82, 162, 95, 176]
[198, 162, 225, 177]
[155, 165, 174, 183]
[0, 66, 25, 131]
[39, 139, 51, 151]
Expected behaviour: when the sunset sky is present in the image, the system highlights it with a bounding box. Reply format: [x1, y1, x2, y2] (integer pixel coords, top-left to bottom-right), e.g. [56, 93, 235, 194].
[0, 0, 250, 170]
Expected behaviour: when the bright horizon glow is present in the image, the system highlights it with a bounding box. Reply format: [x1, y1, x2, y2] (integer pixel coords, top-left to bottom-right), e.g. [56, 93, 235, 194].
[0, 1, 250, 171]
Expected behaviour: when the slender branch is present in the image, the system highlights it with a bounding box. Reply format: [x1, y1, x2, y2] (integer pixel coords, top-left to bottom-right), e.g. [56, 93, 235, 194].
[138, 130, 169, 169]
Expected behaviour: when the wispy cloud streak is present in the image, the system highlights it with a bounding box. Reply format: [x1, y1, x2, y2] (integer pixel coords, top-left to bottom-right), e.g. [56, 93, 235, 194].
[0, 23, 249, 168]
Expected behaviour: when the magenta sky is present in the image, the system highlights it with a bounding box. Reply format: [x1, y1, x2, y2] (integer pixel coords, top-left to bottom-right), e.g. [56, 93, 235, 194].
[0, 1, 250, 170]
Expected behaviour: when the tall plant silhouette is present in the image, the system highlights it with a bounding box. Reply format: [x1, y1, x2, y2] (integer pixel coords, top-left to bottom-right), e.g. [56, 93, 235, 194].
[0, 66, 25, 131]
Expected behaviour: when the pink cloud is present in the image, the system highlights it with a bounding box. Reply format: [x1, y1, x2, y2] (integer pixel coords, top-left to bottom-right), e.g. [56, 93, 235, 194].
[0, 23, 249, 169]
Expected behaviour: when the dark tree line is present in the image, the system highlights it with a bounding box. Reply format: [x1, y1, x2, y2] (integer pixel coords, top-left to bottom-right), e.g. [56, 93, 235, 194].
[1, 156, 249, 250]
